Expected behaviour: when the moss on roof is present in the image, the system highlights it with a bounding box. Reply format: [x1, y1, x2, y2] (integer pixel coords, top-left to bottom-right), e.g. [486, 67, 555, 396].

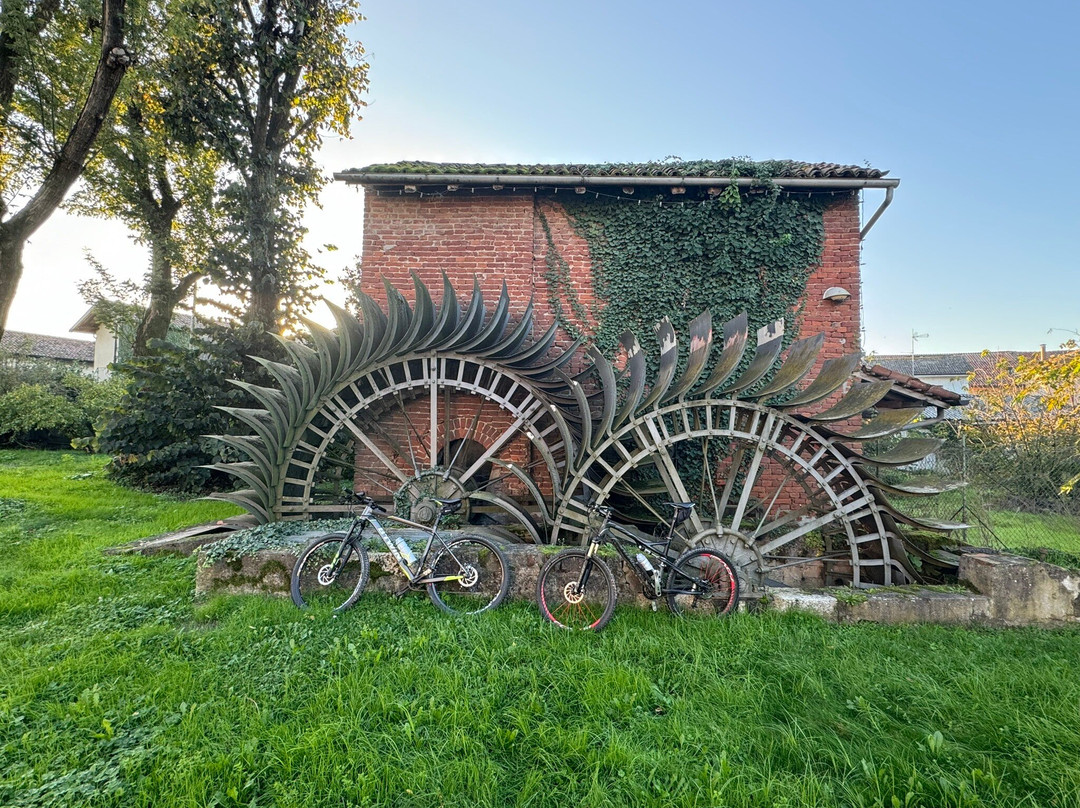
[346, 159, 887, 180]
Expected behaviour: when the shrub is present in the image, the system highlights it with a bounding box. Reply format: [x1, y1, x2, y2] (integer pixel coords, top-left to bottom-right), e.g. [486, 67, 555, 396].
[0, 356, 123, 447]
[95, 324, 271, 494]
[964, 345, 1080, 514]
[0, 383, 85, 439]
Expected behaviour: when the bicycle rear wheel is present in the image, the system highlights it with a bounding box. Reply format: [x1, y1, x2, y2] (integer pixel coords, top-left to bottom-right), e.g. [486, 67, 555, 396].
[290, 533, 370, 612]
[536, 550, 617, 631]
[426, 535, 509, 615]
[665, 548, 739, 618]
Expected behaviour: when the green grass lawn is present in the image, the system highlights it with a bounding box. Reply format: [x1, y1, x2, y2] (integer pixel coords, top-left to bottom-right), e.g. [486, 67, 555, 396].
[891, 488, 1080, 559]
[3, 451, 1080, 807]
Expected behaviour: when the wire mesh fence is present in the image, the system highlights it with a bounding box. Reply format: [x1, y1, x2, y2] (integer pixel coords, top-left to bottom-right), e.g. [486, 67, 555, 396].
[883, 422, 1080, 559]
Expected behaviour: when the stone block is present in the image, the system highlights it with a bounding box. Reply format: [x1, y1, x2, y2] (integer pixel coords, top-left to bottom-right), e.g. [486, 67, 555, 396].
[839, 590, 991, 625]
[769, 590, 839, 620]
[959, 552, 1080, 626]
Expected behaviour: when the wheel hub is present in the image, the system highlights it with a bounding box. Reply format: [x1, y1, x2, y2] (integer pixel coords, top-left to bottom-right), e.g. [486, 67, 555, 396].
[562, 581, 584, 604]
[687, 527, 764, 590]
[458, 564, 479, 588]
[317, 564, 337, 586]
[397, 471, 468, 524]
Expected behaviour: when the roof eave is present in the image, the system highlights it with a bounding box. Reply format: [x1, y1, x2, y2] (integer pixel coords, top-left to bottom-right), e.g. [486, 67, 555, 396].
[334, 171, 900, 190]
[70, 306, 100, 334]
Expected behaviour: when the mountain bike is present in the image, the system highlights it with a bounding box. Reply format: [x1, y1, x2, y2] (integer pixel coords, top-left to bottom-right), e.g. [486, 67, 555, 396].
[290, 493, 509, 615]
[536, 501, 740, 630]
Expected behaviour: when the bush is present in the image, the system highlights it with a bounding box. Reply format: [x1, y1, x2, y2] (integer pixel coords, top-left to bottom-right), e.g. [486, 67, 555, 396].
[0, 356, 123, 447]
[95, 324, 272, 494]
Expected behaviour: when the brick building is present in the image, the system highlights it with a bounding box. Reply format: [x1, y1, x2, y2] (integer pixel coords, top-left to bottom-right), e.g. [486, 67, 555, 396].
[329, 160, 900, 528]
[336, 160, 897, 361]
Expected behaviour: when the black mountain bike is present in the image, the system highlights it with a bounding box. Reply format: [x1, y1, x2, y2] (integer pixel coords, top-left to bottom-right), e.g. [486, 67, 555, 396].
[290, 493, 509, 615]
[536, 502, 740, 631]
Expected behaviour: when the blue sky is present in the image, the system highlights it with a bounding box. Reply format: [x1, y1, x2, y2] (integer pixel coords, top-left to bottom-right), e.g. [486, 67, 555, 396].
[10, 0, 1079, 355]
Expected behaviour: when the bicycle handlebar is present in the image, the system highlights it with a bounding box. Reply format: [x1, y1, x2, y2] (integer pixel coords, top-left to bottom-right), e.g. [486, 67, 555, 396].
[351, 492, 387, 513]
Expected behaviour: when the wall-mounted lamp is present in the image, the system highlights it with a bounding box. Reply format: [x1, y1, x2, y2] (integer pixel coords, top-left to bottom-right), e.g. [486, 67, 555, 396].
[822, 286, 851, 303]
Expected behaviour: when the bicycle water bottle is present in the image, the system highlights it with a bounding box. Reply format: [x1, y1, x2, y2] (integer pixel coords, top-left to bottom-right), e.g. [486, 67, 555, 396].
[634, 553, 654, 576]
[636, 552, 661, 595]
[374, 522, 416, 565]
[391, 534, 416, 564]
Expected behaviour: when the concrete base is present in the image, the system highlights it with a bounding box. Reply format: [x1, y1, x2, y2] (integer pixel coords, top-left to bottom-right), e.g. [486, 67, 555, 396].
[959, 552, 1080, 626]
[194, 540, 1080, 628]
[769, 588, 993, 625]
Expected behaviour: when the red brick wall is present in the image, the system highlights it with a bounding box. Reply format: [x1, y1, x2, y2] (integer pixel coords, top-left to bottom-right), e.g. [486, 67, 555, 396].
[350, 394, 543, 504]
[800, 194, 862, 361]
[360, 189, 862, 357]
[361, 193, 537, 308]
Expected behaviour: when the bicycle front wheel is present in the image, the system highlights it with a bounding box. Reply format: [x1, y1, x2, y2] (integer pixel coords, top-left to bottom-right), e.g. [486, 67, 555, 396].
[665, 548, 739, 618]
[426, 535, 509, 615]
[536, 550, 617, 631]
[290, 533, 370, 612]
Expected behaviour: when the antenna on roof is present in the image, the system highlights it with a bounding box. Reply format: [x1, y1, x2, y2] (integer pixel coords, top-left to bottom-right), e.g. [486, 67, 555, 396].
[911, 330, 929, 375]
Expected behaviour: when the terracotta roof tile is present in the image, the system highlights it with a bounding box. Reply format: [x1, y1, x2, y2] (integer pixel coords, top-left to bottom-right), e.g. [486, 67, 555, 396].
[1, 331, 94, 362]
[859, 363, 965, 408]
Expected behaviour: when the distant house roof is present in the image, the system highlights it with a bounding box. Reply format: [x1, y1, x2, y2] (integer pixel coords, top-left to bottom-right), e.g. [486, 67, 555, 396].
[70, 307, 104, 335]
[871, 351, 1071, 381]
[1, 330, 93, 363]
[336, 160, 897, 189]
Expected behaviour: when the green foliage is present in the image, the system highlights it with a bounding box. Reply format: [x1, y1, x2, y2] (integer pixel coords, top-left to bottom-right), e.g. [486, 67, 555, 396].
[1009, 546, 1080, 571]
[0, 0, 102, 202]
[540, 173, 828, 367]
[0, 356, 123, 446]
[0, 383, 85, 436]
[964, 345, 1080, 513]
[199, 518, 356, 564]
[95, 325, 269, 493]
[3, 451, 1080, 808]
[168, 0, 370, 332]
[0, 0, 131, 343]
[70, 16, 227, 358]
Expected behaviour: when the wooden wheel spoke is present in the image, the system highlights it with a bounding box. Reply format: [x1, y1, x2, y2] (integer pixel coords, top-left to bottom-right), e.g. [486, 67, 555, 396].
[340, 418, 410, 484]
[443, 398, 484, 480]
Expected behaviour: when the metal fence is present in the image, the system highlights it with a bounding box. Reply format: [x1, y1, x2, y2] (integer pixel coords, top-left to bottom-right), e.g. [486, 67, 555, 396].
[883, 423, 1080, 555]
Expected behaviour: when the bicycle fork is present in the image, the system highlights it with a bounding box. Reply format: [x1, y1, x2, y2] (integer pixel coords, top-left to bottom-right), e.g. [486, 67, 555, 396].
[575, 540, 602, 592]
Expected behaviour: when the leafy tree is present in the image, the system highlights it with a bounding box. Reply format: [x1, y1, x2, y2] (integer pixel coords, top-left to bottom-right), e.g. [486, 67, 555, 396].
[0, 0, 133, 341]
[170, 0, 368, 336]
[68, 0, 231, 357]
[964, 343, 1080, 512]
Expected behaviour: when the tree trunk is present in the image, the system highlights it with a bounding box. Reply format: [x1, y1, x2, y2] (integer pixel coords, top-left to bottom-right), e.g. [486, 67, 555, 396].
[132, 207, 193, 357]
[244, 157, 280, 334]
[0, 232, 25, 337]
[0, 0, 130, 343]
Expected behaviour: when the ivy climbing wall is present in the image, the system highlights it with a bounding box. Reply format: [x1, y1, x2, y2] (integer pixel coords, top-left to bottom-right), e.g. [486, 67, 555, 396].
[358, 187, 862, 370]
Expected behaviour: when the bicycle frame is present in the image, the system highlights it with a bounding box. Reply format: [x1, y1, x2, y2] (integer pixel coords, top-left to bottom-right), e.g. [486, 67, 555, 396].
[584, 510, 680, 596]
[334, 502, 468, 587]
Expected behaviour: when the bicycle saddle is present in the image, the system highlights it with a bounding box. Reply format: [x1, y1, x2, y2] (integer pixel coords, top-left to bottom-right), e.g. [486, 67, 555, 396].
[663, 501, 695, 527]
